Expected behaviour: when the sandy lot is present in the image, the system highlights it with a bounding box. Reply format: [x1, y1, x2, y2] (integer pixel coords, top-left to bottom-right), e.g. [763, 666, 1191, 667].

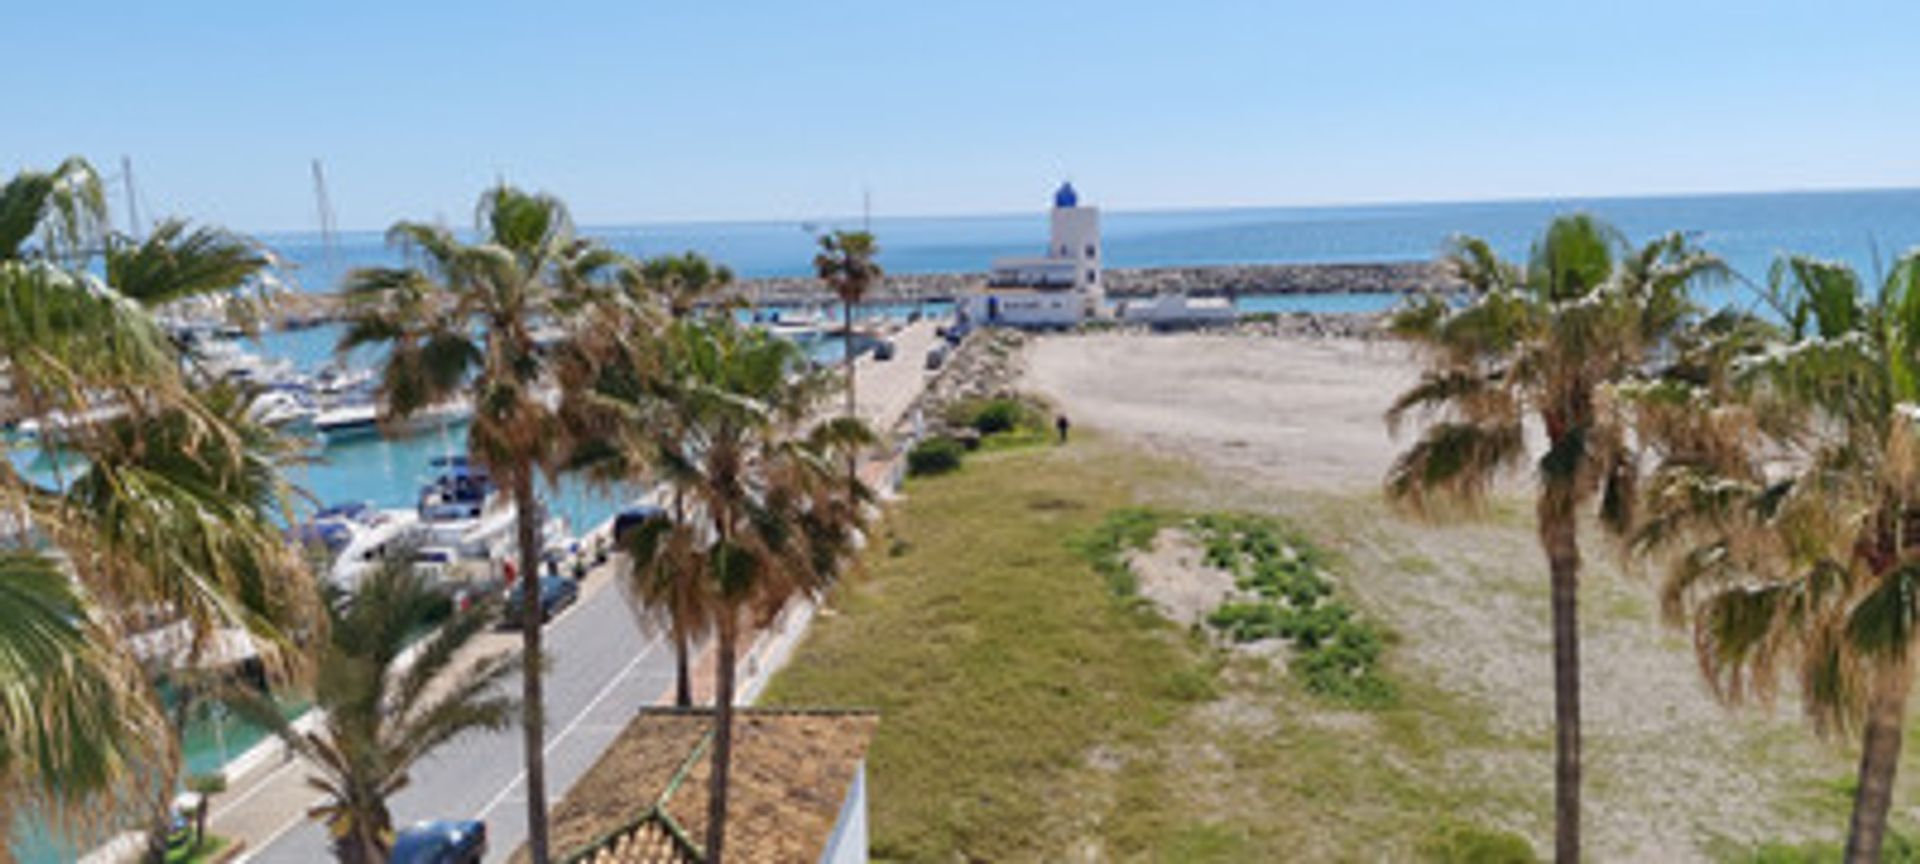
[1024, 331, 1851, 861]
[1028, 331, 1416, 493]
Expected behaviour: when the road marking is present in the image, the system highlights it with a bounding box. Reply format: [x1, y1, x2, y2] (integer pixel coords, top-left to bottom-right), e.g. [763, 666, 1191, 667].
[475, 631, 665, 820]
[239, 811, 311, 863]
[209, 756, 304, 821]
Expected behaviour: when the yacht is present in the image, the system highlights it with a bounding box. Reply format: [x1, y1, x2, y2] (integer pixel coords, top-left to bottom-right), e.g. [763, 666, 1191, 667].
[309, 503, 426, 592]
[416, 455, 518, 558]
[315, 397, 471, 442]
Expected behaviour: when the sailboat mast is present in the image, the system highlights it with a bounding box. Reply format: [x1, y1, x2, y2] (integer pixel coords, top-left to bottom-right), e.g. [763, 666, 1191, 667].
[311, 158, 341, 280]
[121, 155, 141, 239]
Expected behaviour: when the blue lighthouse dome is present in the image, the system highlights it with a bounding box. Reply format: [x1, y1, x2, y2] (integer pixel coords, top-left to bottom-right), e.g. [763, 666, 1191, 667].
[1053, 182, 1078, 209]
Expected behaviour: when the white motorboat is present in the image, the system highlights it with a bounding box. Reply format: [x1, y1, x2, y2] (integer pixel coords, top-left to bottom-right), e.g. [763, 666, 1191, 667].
[245, 389, 318, 429]
[316, 397, 471, 442]
[322, 506, 426, 592]
[416, 455, 518, 558]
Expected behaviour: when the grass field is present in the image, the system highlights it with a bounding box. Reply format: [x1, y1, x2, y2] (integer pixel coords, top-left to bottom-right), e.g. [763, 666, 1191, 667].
[761, 435, 1538, 861]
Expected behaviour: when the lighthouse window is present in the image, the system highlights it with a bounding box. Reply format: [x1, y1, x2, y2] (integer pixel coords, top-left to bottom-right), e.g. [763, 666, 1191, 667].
[1088, 271, 1097, 284]
[1085, 243, 1097, 258]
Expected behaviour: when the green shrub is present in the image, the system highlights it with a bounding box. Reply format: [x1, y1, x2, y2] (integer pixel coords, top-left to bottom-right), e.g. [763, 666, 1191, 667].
[1419, 822, 1537, 863]
[947, 396, 1041, 437]
[1078, 507, 1166, 597]
[972, 398, 1026, 434]
[907, 437, 965, 477]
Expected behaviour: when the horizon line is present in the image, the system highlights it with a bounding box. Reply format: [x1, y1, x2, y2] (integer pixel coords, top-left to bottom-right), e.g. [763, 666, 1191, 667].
[246, 180, 1920, 239]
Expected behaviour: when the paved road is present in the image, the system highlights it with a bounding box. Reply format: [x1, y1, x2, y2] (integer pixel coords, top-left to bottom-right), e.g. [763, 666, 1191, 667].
[244, 318, 944, 862]
[248, 570, 677, 863]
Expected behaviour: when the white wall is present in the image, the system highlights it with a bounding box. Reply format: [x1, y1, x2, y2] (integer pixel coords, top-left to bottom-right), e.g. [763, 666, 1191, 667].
[1048, 205, 1102, 301]
[820, 761, 869, 864]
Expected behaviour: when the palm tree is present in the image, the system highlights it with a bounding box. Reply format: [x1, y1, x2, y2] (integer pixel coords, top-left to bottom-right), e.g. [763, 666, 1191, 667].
[232, 563, 517, 864]
[630, 319, 868, 861]
[1383, 215, 1726, 863]
[572, 253, 737, 708]
[1632, 252, 1920, 861]
[0, 550, 172, 858]
[0, 158, 315, 859]
[628, 251, 735, 320]
[338, 184, 622, 863]
[0, 156, 107, 264]
[813, 231, 882, 423]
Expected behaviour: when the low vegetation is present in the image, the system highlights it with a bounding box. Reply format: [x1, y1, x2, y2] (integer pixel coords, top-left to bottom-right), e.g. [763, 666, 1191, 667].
[764, 436, 1542, 860]
[1193, 513, 1395, 707]
[905, 437, 964, 476]
[946, 394, 1054, 451]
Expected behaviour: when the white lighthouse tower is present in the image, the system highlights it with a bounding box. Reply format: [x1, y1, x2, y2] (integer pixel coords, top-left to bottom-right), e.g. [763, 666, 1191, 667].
[1048, 182, 1103, 315]
[965, 182, 1105, 328]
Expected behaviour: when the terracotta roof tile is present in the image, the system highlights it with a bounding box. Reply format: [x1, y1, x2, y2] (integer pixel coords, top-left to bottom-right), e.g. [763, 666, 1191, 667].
[523, 708, 879, 864]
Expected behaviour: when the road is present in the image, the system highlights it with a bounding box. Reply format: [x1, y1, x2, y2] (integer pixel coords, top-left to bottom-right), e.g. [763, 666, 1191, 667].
[243, 317, 943, 862]
[247, 568, 676, 863]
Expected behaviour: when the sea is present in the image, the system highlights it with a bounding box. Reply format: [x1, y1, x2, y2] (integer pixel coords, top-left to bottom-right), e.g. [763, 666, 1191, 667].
[16, 187, 1920, 861]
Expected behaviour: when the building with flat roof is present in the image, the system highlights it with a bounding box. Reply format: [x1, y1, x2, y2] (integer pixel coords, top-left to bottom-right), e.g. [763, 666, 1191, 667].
[960, 182, 1103, 328]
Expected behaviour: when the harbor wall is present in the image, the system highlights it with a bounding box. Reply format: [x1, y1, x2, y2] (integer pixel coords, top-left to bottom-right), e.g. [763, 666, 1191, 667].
[248, 260, 1455, 329]
[729, 260, 1455, 304]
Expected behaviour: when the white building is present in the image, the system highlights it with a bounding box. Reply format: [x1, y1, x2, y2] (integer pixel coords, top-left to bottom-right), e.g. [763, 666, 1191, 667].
[960, 182, 1103, 328]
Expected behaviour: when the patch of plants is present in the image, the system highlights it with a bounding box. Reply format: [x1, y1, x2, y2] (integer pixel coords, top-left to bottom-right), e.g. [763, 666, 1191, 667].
[907, 437, 965, 476]
[1195, 513, 1396, 707]
[945, 395, 1051, 451]
[1078, 506, 1166, 598]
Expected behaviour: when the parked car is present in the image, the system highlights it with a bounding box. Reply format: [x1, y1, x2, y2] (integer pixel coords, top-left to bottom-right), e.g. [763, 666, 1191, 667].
[611, 503, 666, 546]
[924, 343, 950, 370]
[501, 574, 580, 628]
[391, 819, 486, 864]
[872, 338, 896, 361]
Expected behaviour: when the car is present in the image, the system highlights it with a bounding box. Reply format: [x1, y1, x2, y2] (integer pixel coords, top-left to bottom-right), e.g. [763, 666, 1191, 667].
[924, 343, 950, 370]
[391, 819, 486, 864]
[872, 339, 896, 361]
[501, 574, 580, 628]
[611, 503, 667, 546]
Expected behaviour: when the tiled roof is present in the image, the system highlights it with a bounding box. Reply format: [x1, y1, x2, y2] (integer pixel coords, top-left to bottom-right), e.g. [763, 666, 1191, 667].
[527, 708, 879, 864]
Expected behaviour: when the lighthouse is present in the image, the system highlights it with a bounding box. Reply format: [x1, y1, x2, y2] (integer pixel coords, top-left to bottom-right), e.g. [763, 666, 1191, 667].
[963, 182, 1105, 328]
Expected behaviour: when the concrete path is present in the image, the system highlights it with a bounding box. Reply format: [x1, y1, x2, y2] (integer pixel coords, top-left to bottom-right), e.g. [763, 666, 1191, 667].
[851, 319, 941, 434]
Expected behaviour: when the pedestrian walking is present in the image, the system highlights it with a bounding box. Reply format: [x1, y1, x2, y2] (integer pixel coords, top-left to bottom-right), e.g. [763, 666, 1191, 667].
[1056, 413, 1071, 444]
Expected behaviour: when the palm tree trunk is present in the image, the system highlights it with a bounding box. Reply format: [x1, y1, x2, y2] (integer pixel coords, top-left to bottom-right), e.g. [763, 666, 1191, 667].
[1540, 492, 1582, 864]
[512, 470, 552, 864]
[673, 490, 693, 708]
[705, 612, 739, 863]
[1844, 667, 1912, 863]
[842, 299, 859, 490]
[843, 298, 857, 421]
[675, 630, 693, 707]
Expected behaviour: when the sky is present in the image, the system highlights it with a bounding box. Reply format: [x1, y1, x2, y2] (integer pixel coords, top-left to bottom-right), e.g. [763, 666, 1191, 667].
[7, 0, 1920, 233]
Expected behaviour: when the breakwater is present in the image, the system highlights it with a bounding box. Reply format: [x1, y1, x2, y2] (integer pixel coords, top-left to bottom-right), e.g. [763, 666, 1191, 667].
[243, 260, 1454, 329]
[731, 260, 1454, 304]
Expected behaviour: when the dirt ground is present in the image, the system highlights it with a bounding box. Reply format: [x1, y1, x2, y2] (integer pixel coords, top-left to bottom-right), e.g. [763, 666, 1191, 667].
[1024, 330, 1864, 861]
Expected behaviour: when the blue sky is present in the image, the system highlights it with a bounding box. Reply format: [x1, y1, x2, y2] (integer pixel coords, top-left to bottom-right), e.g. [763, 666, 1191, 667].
[8, 1, 1920, 232]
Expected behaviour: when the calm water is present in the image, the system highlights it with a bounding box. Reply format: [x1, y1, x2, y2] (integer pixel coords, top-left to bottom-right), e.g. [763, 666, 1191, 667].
[19, 188, 1920, 861]
[262, 188, 1920, 315]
